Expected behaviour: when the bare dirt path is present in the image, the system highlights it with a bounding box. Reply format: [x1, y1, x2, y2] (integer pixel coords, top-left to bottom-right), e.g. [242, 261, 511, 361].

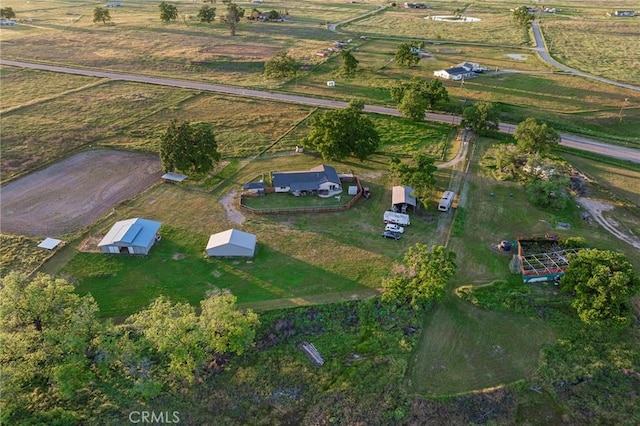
[220, 189, 245, 225]
[576, 198, 640, 250]
[0, 150, 162, 237]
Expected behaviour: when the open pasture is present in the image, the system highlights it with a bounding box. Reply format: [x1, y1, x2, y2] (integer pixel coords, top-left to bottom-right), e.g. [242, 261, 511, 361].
[541, 18, 640, 85]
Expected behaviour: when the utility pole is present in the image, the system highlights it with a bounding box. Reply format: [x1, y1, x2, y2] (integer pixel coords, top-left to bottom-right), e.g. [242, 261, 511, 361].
[618, 98, 629, 122]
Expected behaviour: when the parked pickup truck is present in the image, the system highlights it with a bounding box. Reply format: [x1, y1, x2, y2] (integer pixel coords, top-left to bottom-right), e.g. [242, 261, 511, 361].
[385, 223, 405, 233]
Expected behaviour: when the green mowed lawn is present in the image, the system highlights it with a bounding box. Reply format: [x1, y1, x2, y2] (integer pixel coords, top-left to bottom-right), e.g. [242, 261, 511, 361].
[63, 150, 444, 317]
[407, 293, 555, 395]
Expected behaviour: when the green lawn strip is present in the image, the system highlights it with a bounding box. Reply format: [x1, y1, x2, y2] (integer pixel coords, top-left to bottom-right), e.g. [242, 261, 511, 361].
[407, 293, 555, 395]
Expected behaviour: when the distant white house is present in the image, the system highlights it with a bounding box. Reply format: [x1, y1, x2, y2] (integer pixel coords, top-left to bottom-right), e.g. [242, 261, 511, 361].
[271, 164, 342, 197]
[433, 66, 476, 81]
[206, 229, 256, 257]
[105, 2, 124, 7]
[611, 10, 635, 17]
[98, 218, 162, 254]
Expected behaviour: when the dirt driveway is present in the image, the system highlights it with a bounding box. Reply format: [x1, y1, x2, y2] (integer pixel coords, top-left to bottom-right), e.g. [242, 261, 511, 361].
[1, 150, 163, 237]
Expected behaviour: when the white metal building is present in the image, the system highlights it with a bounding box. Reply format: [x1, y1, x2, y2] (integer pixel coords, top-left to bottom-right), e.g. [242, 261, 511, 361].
[206, 229, 257, 258]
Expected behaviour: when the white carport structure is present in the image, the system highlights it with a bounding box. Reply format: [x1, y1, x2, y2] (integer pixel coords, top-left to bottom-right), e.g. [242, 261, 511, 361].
[206, 229, 256, 258]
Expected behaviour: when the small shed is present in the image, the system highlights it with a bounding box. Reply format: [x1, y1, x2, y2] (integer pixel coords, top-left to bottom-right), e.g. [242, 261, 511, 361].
[327, 81, 336, 87]
[98, 218, 162, 255]
[206, 229, 256, 258]
[161, 172, 187, 183]
[243, 181, 266, 195]
[392, 186, 417, 212]
[37, 238, 63, 250]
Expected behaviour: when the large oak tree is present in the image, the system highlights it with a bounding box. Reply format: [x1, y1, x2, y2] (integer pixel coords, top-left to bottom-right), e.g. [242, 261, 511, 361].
[303, 100, 380, 161]
[514, 117, 560, 155]
[390, 77, 449, 121]
[159, 120, 220, 176]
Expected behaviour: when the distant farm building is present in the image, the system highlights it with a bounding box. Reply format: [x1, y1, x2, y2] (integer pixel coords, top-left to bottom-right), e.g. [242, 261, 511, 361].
[611, 10, 635, 17]
[206, 229, 256, 258]
[392, 185, 417, 213]
[433, 66, 477, 81]
[98, 218, 162, 255]
[271, 164, 342, 197]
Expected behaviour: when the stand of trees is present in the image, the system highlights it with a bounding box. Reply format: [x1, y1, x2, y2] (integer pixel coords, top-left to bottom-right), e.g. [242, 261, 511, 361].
[395, 42, 423, 68]
[93, 7, 111, 24]
[264, 51, 298, 79]
[223, 2, 244, 36]
[390, 77, 449, 121]
[0, 272, 259, 423]
[388, 153, 438, 203]
[303, 100, 380, 161]
[382, 244, 457, 308]
[0, 7, 16, 19]
[159, 120, 221, 176]
[561, 249, 640, 327]
[159, 1, 178, 23]
[198, 5, 216, 23]
[462, 101, 500, 135]
[340, 49, 359, 77]
[512, 6, 535, 27]
[514, 117, 560, 155]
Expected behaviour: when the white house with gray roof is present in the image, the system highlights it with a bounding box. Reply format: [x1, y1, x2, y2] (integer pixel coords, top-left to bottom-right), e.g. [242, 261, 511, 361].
[98, 217, 162, 254]
[271, 164, 342, 197]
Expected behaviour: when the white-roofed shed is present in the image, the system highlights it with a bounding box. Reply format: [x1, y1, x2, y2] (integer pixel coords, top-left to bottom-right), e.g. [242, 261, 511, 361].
[206, 229, 256, 257]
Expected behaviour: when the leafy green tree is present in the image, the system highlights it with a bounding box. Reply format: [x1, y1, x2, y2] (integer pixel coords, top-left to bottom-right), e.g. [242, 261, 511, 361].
[512, 5, 534, 28]
[266, 9, 280, 20]
[390, 77, 448, 121]
[0, 7, 16, 19]
[462, 101, 500, 134]
[125, 291, 258, 384]
[264, 50, 298, 79]
[388, 153, 437, 203]
[197, 5, 216, 23]
[561, 249, 640, 326]
[93, 7, 112, 24]
[223, 2, 244, 36]
[340, 49, 359, 78]
[514, 117, 560, 155]
[382, 244, 457, 308]
[159, 120, 220, 176]
[159, 1, 178, 22]
[303, 101, 380, 161]
[526, 177, 570, 210]
[395, 42, 422, 68]
[0, 272, 104, 421]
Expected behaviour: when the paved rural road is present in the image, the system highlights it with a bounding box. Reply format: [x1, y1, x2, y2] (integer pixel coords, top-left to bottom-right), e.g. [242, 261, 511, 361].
[2, 59, 639, 163]
[531, 21, 640, 92]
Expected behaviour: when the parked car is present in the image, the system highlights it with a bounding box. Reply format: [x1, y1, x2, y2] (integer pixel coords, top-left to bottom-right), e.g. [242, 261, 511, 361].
[381, 230, 401, 240]
[385, 223, 404, 233]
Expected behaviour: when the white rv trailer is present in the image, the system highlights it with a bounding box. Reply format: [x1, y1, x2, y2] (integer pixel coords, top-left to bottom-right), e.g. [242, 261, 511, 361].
[438, 191, 455, 212]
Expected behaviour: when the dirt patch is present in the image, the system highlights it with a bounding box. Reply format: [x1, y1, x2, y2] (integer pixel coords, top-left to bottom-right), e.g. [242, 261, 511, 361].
[172, 253, 188, 260]
[0, 149, 163, 237]
[198, 44, 280, 59]
[220, 189, 245, 225]
[576, 197, 640, 249]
